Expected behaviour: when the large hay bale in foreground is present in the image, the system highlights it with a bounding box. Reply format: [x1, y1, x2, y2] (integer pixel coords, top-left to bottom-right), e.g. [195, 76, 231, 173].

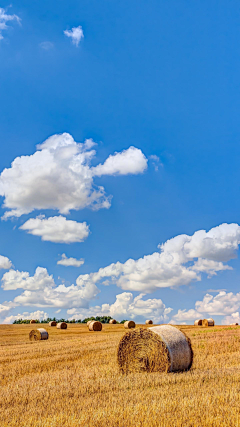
[88, 321, 102, 331]
[145, 320, 153, 325]
[117, 326, 193, 374]
[57, 322, 67, 329]
[109, 319, 117, 324]
[29, 328, 48, 341]
[49, 321, 57, 326]
[30, 320, 36, 324]
[202, 318, 215, 327]
[194, 319, 202, 326]
[124, 320, 135, 329]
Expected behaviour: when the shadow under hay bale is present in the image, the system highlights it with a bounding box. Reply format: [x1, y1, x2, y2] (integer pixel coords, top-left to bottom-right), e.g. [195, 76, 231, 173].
[88, 321, 102, 331]
[194, 319, 202, 326]
[117, 325, 193, 374]
[109, 319, 117, 324]
[30, 320, 36, 324]
[57, 322, 67, 329]
[49, 321, 57, 326]
[124, 320, 135, 329]
[29, 328, 48, 341]
[202, 318, 214, 327]
[145, 320, 153, 325]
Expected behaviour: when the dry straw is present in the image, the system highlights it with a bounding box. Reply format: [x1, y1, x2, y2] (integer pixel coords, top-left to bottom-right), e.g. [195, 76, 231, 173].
[117, 325, 193, 374]
[30, 320, 36, 324]
[87, 320, 93, 326]
[194, 319, 202, 326]
[124, 321, 136, 329]
[202, 318, 214, 327]
[49, 321, 57, 326]
[145, 320, 153, 325]
[88, 321, 102, 331]
[57, 322, 67, 329]
[29, 328, 49, 341]
[109, 319, 117, 324]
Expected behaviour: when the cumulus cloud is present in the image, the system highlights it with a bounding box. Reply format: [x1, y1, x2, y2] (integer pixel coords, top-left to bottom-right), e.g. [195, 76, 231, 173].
[3, 310, 48, 324]
[92, 147, 148, 177]
[0, 7, 20, 40]
[75, 223, 240, 293]
[67, 292, 172, 323]
[64, 26, 84, 46]
[20, 215, 90, 243]
[57, 254, 84, 267]
[0, 133, 147, 219]
[0, 255, 12, 270]
[222, 312, 240, 325]
[172, 291, 240, 323]
[2, 267, 55, 291]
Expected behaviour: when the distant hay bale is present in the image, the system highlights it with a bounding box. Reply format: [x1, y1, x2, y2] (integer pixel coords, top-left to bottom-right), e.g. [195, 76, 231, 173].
[202, 318, 215, 327]
[109, 319, 117, 324]
[117, 325, 193, 374]
[194, 319, 202, 326]
[87, 320, 93, 326]
[30, 320, 36, 324]
[230, 323, 239, 326]
[124, 321, 136, 329]
[88, 321, 102, 331]
[57, 322, 67, 329]
[29, 328, 48, 341]
[49, 321, 57, 326]
[145, 320, 153, 325]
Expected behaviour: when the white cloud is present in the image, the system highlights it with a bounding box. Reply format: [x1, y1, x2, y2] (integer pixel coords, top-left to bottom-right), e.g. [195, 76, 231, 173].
[222, 312, 240, 325]
[3, 310, 48, 324]
[2, 267, 55, 291]
[57, 254, 84, 267]
[92, 147, 148, 177]
[64, 26, 84, 47]
[0, 7, 20, 40]
[0, 255, 12, 270]
[76, 223, 240, 293]
[149, 155, 162, 171]
[67, 292, 172, 323]
[0, 133, 147, 219]
[39, 41, 54, 50]
[20, 215, 90, 243]
[172, 309, 202, 322]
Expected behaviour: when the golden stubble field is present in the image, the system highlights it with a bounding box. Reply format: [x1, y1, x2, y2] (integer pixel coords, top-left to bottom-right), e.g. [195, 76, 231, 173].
[1, 323, 240, 427]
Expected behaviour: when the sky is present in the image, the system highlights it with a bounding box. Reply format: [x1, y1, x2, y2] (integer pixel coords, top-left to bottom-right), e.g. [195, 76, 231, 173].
[1, 1, 240, 325]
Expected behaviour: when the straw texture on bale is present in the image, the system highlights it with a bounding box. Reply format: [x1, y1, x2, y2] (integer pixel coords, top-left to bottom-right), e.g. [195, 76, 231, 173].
[124, 320, 136, 329]
[109, 319, 117, 324]
[29, 328, 49, 341]
[145, 320, 153, 325]
[30, 320, 36, 324]
[88, 321, 102, 331]
[87, 320, 93, 327]
[194, 319, 202, 326]
[49, 321, 57, 326]
[202, 318, 214, 327]
[230, 323, 239, 325]
[117, 325, 193, 374]
[57, 322, 67, 329]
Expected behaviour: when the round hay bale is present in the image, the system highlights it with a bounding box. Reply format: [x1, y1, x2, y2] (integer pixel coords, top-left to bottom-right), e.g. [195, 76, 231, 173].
[87, 320, 93, 327]
[124, 320, 135, 329]
[207, 318, 215, 326]
[145, 320, 153, 325]
[202, 318, 214, 327]
[49, 321, 57, 326]
[29, 328, 48, 341]
[194, 319, 202, 326]
[57, 322, 67, 329]
[30, 320, 36, 324]
[117, 325, 193, 374]
[109, 319, 117, 324]
[88, 321, 102, 331]
[230, 323, 239, 326]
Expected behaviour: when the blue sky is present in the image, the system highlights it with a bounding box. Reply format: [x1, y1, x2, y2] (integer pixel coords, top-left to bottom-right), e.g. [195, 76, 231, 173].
[1, 1, 240, 324]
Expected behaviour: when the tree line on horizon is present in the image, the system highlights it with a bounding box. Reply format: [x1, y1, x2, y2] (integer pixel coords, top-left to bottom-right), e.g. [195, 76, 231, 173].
[13, 316, 128, 324]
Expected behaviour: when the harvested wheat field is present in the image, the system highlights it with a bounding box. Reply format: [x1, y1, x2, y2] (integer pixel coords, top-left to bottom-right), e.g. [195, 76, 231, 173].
[1, 323, 240, 427]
